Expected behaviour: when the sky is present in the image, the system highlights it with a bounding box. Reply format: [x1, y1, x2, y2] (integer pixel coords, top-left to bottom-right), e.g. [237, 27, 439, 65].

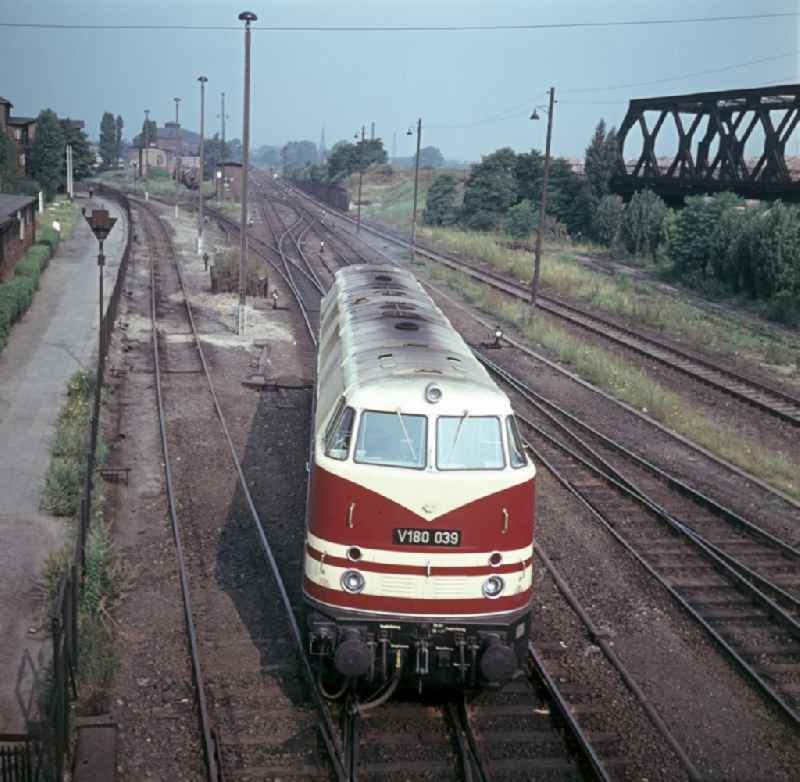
[0, 0, 797, 163]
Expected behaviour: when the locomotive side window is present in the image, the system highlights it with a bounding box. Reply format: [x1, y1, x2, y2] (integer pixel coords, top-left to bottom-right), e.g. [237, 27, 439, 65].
[325, 406, 355, 460]
[354, 410, 427, 469]
[506, 416, 528, 468]
[436, 416, 505, 470]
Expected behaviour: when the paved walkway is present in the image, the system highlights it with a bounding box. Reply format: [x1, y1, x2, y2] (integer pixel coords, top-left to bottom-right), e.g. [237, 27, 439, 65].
[0, 195, 127, 733]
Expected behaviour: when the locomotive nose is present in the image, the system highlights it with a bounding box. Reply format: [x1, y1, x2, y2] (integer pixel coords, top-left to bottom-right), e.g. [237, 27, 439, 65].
[479, 636, 516, 682]
[334, 631, 372, 678]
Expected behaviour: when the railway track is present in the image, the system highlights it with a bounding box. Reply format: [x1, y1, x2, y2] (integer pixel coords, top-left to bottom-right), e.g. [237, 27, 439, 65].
[137, 198, 346, 780]
[476, 352, 800, 728]
[217, 186, 709, 781]
[282, 181, 800, 428]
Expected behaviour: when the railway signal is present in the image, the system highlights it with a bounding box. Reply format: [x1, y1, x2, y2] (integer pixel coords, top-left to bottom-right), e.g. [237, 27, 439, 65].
[197, 75, 208, 256]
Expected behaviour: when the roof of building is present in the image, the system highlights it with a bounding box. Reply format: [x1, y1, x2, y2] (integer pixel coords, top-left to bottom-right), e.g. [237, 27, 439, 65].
[221, 160, 243, 168]
[157, 124, 201, 144]
[7, 116, 36, 126]
[0, 194, 36, 229]
[0, 97, 11, 106]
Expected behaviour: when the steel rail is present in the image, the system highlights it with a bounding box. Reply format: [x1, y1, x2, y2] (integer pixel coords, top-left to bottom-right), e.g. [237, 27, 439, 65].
[476, 352, 800, 573]
[533, 544, 703, 780]
[143, 205, 220, 782]
[283, 180, 800, 427]
[137, 198, 345, 778]
[528, 643, 613, 781]
[478, 353, 800, 726]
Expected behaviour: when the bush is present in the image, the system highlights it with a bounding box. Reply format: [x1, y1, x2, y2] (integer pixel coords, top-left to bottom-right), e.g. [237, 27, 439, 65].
[621, 188, 667, 261]
[37, 224, 61, 254]
[764, 291, 800, 326]
[592, 194, 625, 247]
[504, 199, 537, 239]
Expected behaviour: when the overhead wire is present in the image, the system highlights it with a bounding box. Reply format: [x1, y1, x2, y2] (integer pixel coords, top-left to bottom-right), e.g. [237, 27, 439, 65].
[0, 11, 796, 31]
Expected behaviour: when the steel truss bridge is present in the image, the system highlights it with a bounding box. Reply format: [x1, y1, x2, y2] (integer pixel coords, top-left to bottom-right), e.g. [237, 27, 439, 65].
[612, 84, 800, 203]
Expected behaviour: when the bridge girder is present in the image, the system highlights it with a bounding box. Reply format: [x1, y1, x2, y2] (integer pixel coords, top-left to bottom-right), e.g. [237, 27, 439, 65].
[612, 84, 800, 203]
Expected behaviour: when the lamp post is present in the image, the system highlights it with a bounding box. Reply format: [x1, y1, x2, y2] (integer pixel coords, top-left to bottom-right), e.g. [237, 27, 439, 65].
[238, 10, 257, 336]
[143, 109, 151, 179]
[174, 97, 182, 187]
[82, 208, 117, 363]
[530, 86, 555, 307]
[355, 125, 365, 233]
[197, 76, 208, 255]
[406, 118, 422, 260]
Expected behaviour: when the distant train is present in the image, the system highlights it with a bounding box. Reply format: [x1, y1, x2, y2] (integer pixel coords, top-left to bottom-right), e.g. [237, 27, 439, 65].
[304, 266, 536, 691]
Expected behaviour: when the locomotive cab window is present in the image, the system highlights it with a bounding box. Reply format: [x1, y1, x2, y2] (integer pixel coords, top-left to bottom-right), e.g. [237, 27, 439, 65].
[436, 416, 505, 470]
[506, 416, 528, 468]
[355, 410, 427, 469]
[325, 405, 355, 460]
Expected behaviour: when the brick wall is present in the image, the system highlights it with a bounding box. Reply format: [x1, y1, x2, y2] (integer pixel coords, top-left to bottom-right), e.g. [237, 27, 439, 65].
[0, 203, 37, 281]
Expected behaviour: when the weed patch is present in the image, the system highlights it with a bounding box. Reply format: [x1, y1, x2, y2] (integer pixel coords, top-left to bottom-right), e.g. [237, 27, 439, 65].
[423, 263, 799, 499]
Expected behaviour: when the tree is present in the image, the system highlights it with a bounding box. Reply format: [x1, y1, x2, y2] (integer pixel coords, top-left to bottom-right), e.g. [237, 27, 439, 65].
[115, 115, 124, 165]
[584, 119, 619, 203]
[227, 138, 243, 162]
[621, 188, 667, 261]
[99, 112, 116, 168]
[354, 138, 387, 170]
[253, 145, 281, 168]
[592, 194, 625, 247]
[460, 147, 518, 230]
[29, 109, 66, 199]
[203, 133, 229, 179]
[0, 132, 16, 191]
[423, 174, 459, 226]
[419, 146, 444, 169]
[326, 142, 358, 181]
[504, 199, 537, 238]
[61, 122, 94, 181]
[281, 140, 318, 169]
[135, 118, 158, 148]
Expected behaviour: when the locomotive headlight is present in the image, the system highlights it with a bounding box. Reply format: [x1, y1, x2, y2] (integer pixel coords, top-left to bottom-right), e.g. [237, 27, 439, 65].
[340, 569, 366, 594]
[482, 575, 505, 599]
[425, 382, 443, 404]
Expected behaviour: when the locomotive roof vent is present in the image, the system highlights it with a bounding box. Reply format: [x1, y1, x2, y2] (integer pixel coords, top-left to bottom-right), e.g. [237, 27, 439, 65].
[375, 274, 394, 282]
[395, 321, 420, 331]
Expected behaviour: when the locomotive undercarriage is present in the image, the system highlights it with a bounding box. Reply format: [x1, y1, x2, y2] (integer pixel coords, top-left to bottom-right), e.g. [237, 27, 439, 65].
[306, 598, 532, 691]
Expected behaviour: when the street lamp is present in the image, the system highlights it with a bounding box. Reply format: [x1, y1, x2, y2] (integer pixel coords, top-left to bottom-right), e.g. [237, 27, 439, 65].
[82, 208, 117, 362]
[197, 75, 208, 255]
[143, 109, 151, 179]
[407, 118, 422, 260]
[238, 10, 257, 336]
[530, 86, 555, 307]
[354, 126, 365, 233]
[174, 97, 182, 187]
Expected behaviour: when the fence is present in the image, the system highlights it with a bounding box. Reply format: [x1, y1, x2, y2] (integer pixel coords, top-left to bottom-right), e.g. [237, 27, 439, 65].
[3, 186, 133, 782]
[290, 179, 350, 213]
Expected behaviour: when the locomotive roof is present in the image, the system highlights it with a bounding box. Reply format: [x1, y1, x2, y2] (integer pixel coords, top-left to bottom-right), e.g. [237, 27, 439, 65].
[324, 266, 505, 407]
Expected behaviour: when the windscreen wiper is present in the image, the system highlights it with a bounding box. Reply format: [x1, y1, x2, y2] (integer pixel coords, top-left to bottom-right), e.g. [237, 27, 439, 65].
[395, 408, 418, 462]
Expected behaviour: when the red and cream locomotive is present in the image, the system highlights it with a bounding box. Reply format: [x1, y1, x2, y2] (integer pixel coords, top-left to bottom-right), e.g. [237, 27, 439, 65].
[304, 266, 536, 689]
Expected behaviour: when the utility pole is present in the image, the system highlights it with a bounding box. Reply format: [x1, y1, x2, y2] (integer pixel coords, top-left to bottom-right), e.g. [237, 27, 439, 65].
[143, 109, 150, 178]
[356, 125, 365, 234]
[66, 144, 73, 199]
[531, 86, 555, 307]
[238, 11, 257, 336]
[409, 118, 422, 260]
[197, 76, 208, 255]
[174, 97, 182, 187]
[219, 92, 228, 147]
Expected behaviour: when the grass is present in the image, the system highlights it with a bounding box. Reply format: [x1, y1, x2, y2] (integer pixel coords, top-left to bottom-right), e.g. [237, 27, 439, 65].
[41, 370, 106, 516]
[40, 197, 79, 241]
[40, 369, 119, 706]
[424, 262, 799, 499]
[95, 168, 192, 199]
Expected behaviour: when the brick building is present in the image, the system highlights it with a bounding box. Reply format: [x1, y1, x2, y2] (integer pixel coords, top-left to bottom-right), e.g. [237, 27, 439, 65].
[217, 161, 243, 201]
[0, 194, 36, 280]
[0, 97, 36, 176]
